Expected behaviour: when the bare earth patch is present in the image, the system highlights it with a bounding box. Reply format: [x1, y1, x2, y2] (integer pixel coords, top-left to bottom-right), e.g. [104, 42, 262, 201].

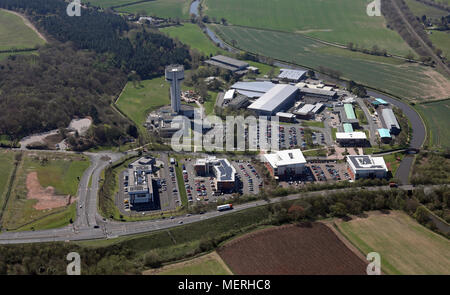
[26, 172, 74, 210]
[420, 68, 450, 100]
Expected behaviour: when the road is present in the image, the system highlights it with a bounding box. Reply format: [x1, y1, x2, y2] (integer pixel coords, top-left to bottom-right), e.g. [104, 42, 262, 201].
[0, 171, 444, 244]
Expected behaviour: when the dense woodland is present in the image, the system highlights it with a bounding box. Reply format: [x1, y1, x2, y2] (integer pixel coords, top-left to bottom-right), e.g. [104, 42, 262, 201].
[0, 0, 192, 143]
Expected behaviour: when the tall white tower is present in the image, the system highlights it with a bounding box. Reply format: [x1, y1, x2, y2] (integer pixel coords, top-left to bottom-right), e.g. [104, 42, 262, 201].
[165, 65, 184, 114]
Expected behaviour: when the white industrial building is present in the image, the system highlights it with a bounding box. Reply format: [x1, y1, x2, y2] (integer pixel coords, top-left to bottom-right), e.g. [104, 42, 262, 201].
[382, 108, 401, 135]
[126, 157, 154, 205]
[263, 149, 306, 178]
[336, 132, 368, 146]
[248, 84, 299, 116]
[346, 155, 388, 180]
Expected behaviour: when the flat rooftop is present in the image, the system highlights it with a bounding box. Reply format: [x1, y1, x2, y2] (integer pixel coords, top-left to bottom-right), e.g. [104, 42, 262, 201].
[347, 155, 388, 171]
[264, 149, 306, 168]
[248, 84, 298, 113]
[344, 104, 356, 120]
[336, 132, 367, 140]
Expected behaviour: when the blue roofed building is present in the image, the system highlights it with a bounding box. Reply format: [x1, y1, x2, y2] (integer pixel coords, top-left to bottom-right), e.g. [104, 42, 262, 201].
[378, 128, 391, 143]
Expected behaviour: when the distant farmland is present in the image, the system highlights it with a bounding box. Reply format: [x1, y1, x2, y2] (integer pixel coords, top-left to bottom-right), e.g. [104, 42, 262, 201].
[115, 0, 191, 19]
[160, 23, 226, 56]
[337, 211, 450, 275]
[204, 0, 412, 56]
[416, 99, 450, 148]
[217, 223, 367, 275]
[212, 24, 450, 101]
[0, 9, 45, 51]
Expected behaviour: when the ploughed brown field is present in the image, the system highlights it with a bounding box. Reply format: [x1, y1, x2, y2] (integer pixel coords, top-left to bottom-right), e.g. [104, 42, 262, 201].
[217, 223, 367, 275]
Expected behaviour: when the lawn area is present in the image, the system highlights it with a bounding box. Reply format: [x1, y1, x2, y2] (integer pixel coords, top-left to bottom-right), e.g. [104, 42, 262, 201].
[160, 23, 226, 56]
[1, 152, 89, 231]
[116, 76, 200, 134]
[336, 211, 450, 275]
[383, 152, 404, 177]
[301, 120, 325, 128]
[355, 107, 368, 125]
[145, 252, 232, 275]
[204, 0, 413, 56]
[429, 30, 450, 59]
[115, 77, 170, 133]
[211, 24, 450, 101]
[116, 0, 191, 19]
[0, 9, 45, 51]
[416, 99, 450, 149]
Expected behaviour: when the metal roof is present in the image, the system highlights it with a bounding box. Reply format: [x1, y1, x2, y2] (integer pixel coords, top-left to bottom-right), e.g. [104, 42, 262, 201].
[210, 55, 249, 68]
[232, 81, 275, 93]
[296, 104, 315, 115]
[278, 69, 307, 81]
[382, 108, 400, 130]
[378, 128, 391, 138]
[299, 87, 337, 97]
[344, 104, 356, 120]
[276, 112, 296, 118]
[224, 89, 235, 100]
[248, 84, 298, 113]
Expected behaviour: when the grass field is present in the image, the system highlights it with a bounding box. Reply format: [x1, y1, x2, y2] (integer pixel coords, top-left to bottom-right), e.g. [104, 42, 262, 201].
[144, 252, 232, 275]
[211, 24, 450, 101]
[160, 23, 226, 56]
[1, 152, 89, 231]
[415, 99, 450, 148]
[116, 0, 191, 19]
[204, 0, 413, 56]
[405, 0, 449, 19]
[116, 77, 171, 133]
[0, 150, 16, 207]
[337, 211, 450, 275]
[0, 9, 45, 51]
[383, 152, 405, 177]
[429, 30, 450, 58]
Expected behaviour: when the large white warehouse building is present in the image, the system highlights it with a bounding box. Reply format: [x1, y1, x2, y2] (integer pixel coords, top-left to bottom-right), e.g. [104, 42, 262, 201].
[248, 84, 299, 116]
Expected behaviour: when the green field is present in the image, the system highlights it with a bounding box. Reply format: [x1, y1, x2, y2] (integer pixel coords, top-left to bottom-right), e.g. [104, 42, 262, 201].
[211, 24, 450, 101]
[416, 99, 450, 148]
[160, 23, 226, 56]
[383, 152, 405, 177]
[85, 0, 141, 7]
[429, 30, 450, 58]
[0, 150, 16, 207]
[116, 77, 171, 133]
[337, 211, 450, 274]
[146, 252, 232, 275]
[204, 0, 412, 56]
[1, 152, 89, 231]
[0, 9, 45, 51]
[405, 0, 449, 18]
[116, 0, 191, 19]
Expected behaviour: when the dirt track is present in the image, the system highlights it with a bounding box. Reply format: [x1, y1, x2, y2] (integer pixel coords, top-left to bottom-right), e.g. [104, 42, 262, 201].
[217, 223, 368, 275]
[26, 172, 73, 210]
